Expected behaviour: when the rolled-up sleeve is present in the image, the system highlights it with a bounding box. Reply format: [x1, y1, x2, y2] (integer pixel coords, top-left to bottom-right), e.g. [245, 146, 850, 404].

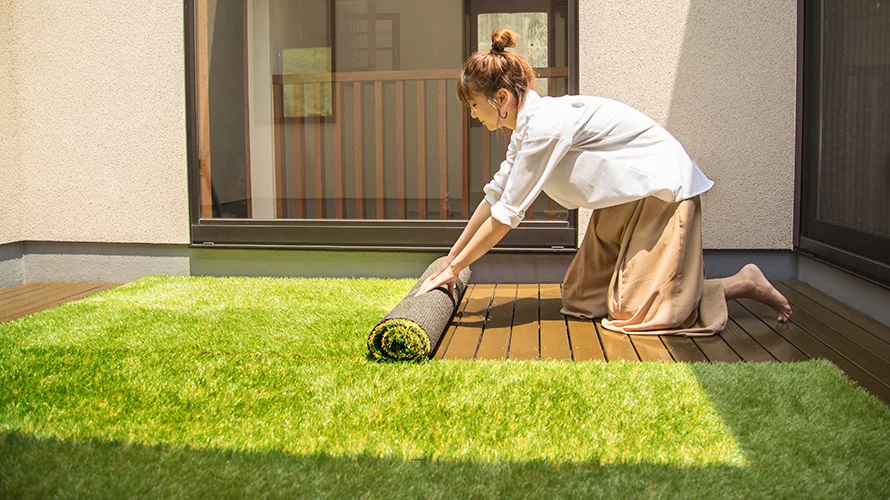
[482, 133, 518, 207]
[488, 134, 573, 228]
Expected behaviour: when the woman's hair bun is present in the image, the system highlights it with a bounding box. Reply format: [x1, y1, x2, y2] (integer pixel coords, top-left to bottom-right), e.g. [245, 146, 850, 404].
[490, 27, 519, 52]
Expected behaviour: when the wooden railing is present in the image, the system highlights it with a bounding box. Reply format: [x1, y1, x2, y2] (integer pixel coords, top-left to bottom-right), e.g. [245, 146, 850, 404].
[270, 67, 568, 221]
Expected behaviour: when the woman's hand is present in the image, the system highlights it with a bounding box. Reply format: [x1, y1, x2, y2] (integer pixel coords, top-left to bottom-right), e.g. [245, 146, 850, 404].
[415, 264, 458, 297]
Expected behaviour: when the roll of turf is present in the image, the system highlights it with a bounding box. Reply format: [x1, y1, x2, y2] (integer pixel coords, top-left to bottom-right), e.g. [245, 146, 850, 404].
[368, 257, 472, 362]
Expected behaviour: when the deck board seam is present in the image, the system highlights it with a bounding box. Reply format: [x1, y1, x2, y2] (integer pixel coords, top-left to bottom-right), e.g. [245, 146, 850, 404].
[503, 287, 517, 360]
[783, 281, 890, 344]
[735, 300, 812, 361]
[535, 285, 542, 361]
[657, 336, 678, 362]
[733, 315, 781, 362]
[726, 303, 778, 362]
[596, 321, 609, 362]
[471, 284, 497, 359]
[627, 335, 643, 362]
[563, 316, 575, 361]
[718, 324, 748, 362]
[690, 338, 709, 362]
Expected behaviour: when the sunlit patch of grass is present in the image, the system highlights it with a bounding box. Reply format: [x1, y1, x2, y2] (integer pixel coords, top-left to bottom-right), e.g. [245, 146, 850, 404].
[2, 276, 889, 498]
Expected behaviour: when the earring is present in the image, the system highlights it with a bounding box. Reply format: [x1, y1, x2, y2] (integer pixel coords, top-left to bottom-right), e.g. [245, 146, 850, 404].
[500, 110, 508, 119]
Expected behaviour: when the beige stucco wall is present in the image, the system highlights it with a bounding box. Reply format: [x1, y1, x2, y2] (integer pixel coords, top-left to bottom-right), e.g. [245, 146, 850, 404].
[6, 0, 190, 245]
[578, 0, 797, 249]
[3, 1, 796, 251]
[1, 0, 22, 246]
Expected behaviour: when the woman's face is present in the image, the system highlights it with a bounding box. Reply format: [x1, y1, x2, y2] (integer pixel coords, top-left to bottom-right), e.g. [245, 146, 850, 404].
[467, 91, 513, 131]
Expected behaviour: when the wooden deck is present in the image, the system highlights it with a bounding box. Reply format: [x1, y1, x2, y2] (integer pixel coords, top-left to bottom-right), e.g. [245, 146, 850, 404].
[0, 282, 119, 324]
[435, 280, 890, 405]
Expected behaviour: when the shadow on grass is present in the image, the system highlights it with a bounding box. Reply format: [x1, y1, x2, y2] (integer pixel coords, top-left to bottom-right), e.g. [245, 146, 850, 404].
[1, 429, 754, 499]
[4, 299, 890, 498]
[4, 357, 890, 499]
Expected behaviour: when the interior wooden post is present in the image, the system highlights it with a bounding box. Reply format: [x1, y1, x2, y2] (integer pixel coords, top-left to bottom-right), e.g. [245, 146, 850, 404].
[196, 0, 213, 218]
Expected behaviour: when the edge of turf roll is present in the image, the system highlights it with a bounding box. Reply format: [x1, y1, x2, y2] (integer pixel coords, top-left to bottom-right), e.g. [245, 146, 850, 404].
[367, 257, 471, 361]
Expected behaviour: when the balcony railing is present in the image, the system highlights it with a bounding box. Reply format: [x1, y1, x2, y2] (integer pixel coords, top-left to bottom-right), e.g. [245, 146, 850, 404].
[267, 67, 569, 221]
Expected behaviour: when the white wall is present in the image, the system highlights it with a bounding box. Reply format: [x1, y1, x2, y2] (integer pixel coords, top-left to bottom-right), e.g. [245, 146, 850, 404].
[7, 0, 190, 245]
[578, 0, 797, 249]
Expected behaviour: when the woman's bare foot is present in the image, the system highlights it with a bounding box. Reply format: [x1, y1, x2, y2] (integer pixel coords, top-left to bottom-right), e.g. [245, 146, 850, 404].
[721, 264, 792, 322]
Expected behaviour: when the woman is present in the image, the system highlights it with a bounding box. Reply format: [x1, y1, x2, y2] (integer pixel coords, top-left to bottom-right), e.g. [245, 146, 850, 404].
[417, 28, 791, 334]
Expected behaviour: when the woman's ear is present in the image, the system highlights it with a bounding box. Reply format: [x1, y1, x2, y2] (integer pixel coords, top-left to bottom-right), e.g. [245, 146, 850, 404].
[496, 89, 510, 107]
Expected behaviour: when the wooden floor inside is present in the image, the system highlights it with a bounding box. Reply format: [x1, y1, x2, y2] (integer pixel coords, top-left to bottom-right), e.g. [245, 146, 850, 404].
[435, 280, 890, 405]
[0, 282, 119, 324]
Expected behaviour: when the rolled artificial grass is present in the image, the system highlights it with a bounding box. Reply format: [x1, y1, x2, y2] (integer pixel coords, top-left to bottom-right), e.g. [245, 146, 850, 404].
[368, 257, 471, 361]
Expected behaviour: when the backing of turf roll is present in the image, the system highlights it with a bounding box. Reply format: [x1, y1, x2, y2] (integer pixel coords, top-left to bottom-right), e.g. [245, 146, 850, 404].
[368, 257, 472, 361]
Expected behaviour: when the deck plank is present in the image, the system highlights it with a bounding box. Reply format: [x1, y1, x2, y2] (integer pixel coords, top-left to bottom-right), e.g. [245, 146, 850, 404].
[476, 284, 516, 360]
[566, 317, 605, 361]
[629, 335, 673, 361]
[660, 335, 708, 362]
[741, 296, 890, 389]
[739, 298, 890, 404]
[783, 280, 890, 345]
[432, 284, 474, 359]
[13, 283, 113, 315]
[539, 284, 572, 361]
[508, 284, 540, 360]
[0, 283, 52, 300]
[1, 283, 64, 309]
[776, 282, 890, 364]
[693, 334, 741, 362]
[1, 283, 106, 322]
[1, 283, 117, 324]
[596, 322, 638, 361]
[442, 284, 494, 360]
[719, 316, 776, 362]
[727, 300, 809, 362]
[429, 280, 890, 405]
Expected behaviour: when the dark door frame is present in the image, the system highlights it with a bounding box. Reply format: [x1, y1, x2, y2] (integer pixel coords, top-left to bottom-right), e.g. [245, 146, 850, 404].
[795, 0, 890, 286]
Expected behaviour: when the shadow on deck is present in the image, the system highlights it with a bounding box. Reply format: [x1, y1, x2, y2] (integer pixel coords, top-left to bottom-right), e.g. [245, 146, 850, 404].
[435, 281, 890, 405]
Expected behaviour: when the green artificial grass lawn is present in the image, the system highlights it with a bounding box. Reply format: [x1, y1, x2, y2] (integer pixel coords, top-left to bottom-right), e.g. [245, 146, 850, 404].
[2, 276, 890, 499]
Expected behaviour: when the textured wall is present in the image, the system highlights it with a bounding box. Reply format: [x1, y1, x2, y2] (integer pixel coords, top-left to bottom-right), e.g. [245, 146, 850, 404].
[8, 1, 189, 244]
[4, 1, 796, 251]
[578, 0, 797, 249]
[0, 0, 22, 245]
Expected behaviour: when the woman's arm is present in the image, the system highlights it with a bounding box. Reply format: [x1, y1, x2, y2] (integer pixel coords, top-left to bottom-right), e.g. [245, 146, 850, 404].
[415, 200, 494, 295]
[450, 216, 511, 271]
[416, 214, 510, 295]
[444, 200, 494, 265]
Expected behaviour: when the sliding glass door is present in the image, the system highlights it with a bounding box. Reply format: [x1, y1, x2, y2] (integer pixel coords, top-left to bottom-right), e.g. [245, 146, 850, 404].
[187, 0, 578, 250]
[799, 0, 890, 284]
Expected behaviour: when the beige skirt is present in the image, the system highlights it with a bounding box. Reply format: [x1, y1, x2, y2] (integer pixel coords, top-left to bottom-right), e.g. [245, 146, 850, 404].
[560, 196, 727, 336]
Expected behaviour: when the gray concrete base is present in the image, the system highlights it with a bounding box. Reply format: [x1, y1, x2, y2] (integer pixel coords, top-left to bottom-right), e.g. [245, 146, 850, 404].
[191, 247, 575, 283]
[7, 240, 888, 328]
[20, 242, 190, 284]
[2, 241, 801, 287]
[189, 247, 444, 279]
[703, 249, 799, 281]
[798, 255, 890, 328]
[0, 243, 24, 289]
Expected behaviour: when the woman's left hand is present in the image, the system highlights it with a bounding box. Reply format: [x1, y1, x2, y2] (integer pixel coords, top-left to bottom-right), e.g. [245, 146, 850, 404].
[415, 265, 458, 296]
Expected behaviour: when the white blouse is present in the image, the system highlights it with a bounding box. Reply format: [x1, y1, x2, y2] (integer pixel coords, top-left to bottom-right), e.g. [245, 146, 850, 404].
[484, 90, 714, 228]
